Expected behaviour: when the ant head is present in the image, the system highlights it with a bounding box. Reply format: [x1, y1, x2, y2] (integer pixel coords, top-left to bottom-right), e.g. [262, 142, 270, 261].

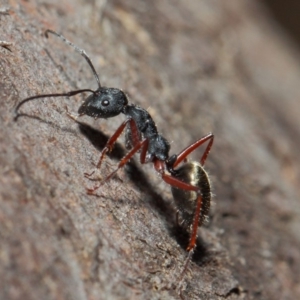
[78, 87, 128, 118]
[14, 31, 130, 121]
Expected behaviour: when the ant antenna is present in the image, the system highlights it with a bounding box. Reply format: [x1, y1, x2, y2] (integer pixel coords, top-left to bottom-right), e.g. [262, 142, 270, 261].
[14, 30, 102, 120]
[45, 30, 102, 89]
[14, 88, 94, 121]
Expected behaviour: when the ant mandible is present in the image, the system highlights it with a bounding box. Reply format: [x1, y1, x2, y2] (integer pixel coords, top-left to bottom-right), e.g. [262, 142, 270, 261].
[15, 30, 214, 274]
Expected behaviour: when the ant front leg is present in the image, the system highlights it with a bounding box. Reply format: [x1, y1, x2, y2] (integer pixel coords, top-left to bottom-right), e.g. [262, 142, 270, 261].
[84, 118, 140, 178]
[87, 138, 149, 194]
[95, 118, 140, 169]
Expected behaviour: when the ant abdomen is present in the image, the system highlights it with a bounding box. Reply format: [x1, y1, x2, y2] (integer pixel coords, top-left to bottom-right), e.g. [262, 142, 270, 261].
[171, 161, 211, 227]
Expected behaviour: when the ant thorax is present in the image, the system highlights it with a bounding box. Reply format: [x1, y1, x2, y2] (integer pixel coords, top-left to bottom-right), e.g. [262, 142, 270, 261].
[123, 104, 170, 161]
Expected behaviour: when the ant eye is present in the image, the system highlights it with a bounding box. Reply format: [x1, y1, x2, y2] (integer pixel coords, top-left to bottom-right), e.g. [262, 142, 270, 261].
[102, 99, 110, 106]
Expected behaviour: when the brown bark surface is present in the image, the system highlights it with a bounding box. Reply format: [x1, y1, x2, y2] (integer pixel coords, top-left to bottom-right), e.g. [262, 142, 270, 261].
[1, 0, 300, 299]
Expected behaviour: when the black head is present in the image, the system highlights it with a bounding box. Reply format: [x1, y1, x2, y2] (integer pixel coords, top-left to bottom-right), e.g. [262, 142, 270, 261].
[78, 87, 128, 118]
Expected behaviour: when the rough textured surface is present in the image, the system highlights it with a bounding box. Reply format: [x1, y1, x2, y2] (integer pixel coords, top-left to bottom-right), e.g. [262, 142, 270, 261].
[1, 0, 300, 299]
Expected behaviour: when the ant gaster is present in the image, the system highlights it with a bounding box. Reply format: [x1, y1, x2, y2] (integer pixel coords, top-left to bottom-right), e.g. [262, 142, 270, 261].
[15, 30, 214, 280]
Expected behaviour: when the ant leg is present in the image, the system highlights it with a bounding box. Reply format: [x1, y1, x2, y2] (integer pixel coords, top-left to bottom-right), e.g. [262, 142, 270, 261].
[162, 173, 204, 286]
[92, 118, 139, 171]
[162, 173, 199, 192]
[85, 118, 140, 179]
[84, 119, 130, 178]
[173, 195, 204, 290]
[87, 138, 149, 194]
[161, 173, 201, 251]
[186, 193, 204, 251]
[83, 119, 130, 178]
[174, 133, 214, 167]
[175, 249, 194, 289]
[128, 116, 141, 148]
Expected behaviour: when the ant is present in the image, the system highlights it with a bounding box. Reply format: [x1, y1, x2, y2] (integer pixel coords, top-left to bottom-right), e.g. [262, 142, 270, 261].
[15, 30, 214, 283]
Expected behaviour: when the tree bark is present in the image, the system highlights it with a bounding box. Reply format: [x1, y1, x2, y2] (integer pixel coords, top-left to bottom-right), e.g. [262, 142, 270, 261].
[1, 0, 300, 299]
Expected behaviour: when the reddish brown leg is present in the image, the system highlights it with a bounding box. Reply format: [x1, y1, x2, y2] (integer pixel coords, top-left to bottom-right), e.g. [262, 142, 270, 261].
[96, 118, 141, 168]
[95, 119, 131, 169]
[162, 173, 199, 192]
[174, 133, 214, 167]
[174, 194, 203, 288]
[161, 172, 202, 251]
[168, 135, 213, 287]
[162, 172, 205, 288]
[186, 193, 203, 251]
[87, 138, 149, 194]
[85, 118, 141, 178]
[128, 116, 141, 149]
